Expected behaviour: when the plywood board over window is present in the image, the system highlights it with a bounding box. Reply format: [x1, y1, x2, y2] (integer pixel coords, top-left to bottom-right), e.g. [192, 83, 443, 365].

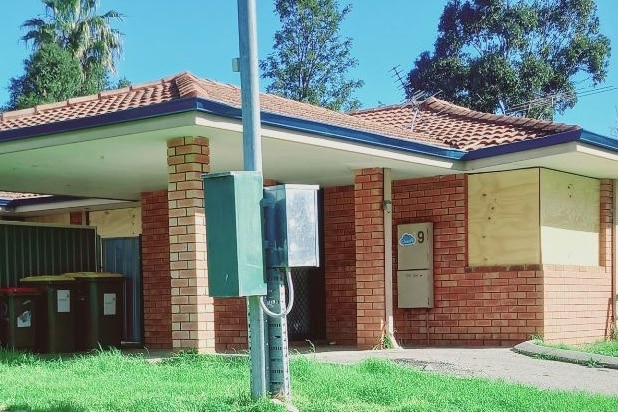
[540, 169, 599, 266]
[89, 207, 142, 238]
[468, 169, 541, 266]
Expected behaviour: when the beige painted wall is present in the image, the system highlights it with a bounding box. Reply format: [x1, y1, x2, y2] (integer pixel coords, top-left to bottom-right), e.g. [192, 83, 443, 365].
[468, 169, 541, 266]
[89, 207, 141, 238]
[540, 169, 600, 266]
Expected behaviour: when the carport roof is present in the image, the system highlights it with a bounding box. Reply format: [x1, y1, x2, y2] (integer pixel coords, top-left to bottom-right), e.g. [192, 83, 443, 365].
[0, 72, 444, 147]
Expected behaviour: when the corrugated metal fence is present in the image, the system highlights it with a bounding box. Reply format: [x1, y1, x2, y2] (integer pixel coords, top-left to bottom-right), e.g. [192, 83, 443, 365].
[0, 221, 97, 288]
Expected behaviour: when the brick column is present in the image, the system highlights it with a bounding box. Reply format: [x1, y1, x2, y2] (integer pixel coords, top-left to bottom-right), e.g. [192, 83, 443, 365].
[354, 168, 386, 348]
[141, 190, 172, 348]
[167, 137, 214, 352]
[323, 186, 357, 345]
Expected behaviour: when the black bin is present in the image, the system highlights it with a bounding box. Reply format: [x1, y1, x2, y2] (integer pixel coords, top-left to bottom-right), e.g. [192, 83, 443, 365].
[0, 287, 40, 350]
[20, 275, 76, 353]
[71, 272, 124, 350]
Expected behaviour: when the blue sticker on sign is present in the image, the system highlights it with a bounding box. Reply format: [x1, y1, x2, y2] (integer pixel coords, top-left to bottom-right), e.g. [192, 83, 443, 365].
[399, 233, 416, 246]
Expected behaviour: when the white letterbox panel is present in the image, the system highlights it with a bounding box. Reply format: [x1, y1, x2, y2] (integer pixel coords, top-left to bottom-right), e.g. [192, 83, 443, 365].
[397, 222, 433, 271]
[397, 269, 434, 308]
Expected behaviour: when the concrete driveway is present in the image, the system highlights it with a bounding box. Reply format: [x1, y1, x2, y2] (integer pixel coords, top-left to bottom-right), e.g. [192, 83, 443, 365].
[305, 346, 618, 396]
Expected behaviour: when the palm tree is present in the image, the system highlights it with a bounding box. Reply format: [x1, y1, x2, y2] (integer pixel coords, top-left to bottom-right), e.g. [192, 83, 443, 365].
[21, 0, 123, 79]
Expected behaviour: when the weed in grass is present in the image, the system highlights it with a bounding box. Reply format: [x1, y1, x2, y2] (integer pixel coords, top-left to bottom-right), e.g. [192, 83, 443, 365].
[533, 353, 559, 361]
[586, 358, 604, 368]
[0, 348, 41, 366]
[529, 331, 544, 342]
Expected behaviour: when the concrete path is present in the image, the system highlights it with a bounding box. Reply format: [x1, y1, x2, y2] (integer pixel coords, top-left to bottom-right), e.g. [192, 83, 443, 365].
[302, 345, 618, 396]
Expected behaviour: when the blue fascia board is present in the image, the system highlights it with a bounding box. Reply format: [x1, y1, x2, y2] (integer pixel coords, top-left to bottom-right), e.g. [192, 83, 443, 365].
[579, 129, 618, 151]
[194, 98, 465, 160]
[0, 97, 466, 161]
[462, 129, 583, 161]
[0, 99, 199, 144]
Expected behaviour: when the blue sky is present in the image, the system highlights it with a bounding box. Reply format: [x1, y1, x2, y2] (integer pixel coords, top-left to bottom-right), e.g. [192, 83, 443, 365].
[2, 1, 617, 135]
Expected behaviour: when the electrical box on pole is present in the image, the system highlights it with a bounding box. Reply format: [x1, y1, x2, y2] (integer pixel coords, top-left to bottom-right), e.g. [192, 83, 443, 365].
[263, 185, 320, 269]
[202, 171, 267, 297]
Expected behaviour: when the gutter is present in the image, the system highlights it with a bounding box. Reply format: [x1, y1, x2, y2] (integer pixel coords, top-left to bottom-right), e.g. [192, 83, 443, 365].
[462, 129, 583, 160]
[462, 128, 618, 161]
[0, 97, 466, 162]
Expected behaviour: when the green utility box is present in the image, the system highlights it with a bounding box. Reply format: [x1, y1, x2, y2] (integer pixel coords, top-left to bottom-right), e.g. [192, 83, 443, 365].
[20, 276, 76, 353]
[202, 171, 266, 297]
[0, 287, 40, 350]
[71, 272, 124, 351]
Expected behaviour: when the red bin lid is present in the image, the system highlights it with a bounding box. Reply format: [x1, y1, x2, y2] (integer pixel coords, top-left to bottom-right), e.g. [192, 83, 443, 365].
[0, 287, 40, 294]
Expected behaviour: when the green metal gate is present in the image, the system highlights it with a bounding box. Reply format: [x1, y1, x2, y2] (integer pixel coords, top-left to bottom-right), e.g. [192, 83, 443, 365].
[0, 221, 97, 288]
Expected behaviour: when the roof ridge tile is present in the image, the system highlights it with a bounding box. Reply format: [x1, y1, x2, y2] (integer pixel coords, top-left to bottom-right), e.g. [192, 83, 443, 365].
[2, 107, 36, 119]
[99, 87, 131, 98]
[68, 94, 98, 105]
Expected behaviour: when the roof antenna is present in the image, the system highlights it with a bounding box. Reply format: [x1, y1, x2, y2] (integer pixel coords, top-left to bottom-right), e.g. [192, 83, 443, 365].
[390, 65, 441, 131]
[390, 66, 407, 100]
[405, 88, 441, 132]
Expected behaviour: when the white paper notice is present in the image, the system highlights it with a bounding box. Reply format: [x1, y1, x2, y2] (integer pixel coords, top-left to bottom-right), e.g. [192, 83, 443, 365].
[17, 310, 31, 328]
[103, 293, 116, 316]
[57, 289, 70, 313]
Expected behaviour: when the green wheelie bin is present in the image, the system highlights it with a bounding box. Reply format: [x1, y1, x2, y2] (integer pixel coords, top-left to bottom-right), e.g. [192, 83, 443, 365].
[19, 276, 76, 353]
[0, 287, 40, 351]
[71, 272, 124, 351]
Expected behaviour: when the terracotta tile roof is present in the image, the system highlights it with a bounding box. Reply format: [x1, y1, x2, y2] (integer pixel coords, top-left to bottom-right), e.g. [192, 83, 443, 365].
[0, 191, 50, 201]
[0, 72, 445, 147]
[348, 97, 581, 150]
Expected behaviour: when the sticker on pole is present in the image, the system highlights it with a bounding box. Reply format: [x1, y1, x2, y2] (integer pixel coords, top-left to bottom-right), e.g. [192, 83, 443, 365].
[399, 232, 417, 246]
[103, 293, 116, 316]
[17, 310, 31, 328]
[57, 290, 70, 313]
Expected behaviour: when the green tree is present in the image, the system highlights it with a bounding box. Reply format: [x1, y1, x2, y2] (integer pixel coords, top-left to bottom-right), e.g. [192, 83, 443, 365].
[21, 0, 124, 84]
[6, 42, 90, 110]
[406, 0, 611, 120]
[260, 0, 364, 111]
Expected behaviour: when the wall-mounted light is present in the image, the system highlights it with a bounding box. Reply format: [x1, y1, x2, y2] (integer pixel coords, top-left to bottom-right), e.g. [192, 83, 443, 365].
[383, 199, 392, 213]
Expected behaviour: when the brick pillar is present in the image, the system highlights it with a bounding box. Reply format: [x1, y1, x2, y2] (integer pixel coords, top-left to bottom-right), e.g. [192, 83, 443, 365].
[323, 186, 357, 345]
[141, 190, 172, 348]
[354, 168, 386, 348]
[167, 136, 214, 352]
[69, 212, 83, 225]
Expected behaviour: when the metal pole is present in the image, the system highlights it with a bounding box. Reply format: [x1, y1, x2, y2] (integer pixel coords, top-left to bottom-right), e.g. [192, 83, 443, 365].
[237, 0, 268, 399]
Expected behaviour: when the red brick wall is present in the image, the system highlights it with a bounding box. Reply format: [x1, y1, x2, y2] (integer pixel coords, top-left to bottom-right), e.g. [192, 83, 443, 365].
[543, 180, 614, 344]
[354, 168, 385, 348]
[323, 185, 357, 345]
[391, 175, 543, 346]
[214, 297, 248, 351]
[141, 190, 172, 349]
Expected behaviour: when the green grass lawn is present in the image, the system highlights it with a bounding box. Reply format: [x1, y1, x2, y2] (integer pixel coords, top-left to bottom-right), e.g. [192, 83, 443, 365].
[0, 349, 617, 412]
[537, 339, 618, 357]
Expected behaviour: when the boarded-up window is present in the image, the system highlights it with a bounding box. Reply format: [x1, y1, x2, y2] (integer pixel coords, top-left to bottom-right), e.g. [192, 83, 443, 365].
[468, 168, 599, 267]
